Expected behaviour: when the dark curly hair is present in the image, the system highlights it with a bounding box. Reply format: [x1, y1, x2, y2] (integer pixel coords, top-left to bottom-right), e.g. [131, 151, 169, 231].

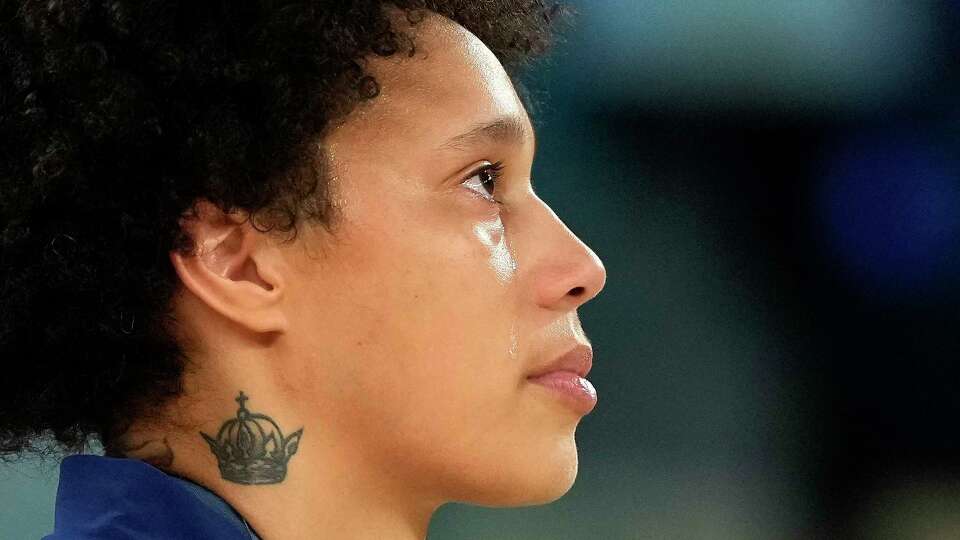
[0, 0, 571, 458]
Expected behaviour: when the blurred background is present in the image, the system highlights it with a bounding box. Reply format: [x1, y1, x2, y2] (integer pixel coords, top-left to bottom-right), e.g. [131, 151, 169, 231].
[4, 1, 960, 538]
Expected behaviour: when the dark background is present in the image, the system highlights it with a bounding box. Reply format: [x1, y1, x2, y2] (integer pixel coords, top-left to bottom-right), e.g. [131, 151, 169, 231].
[4, 1, 960, 538]
[445, 1, 960, 537]
[523, 1, 960, 537]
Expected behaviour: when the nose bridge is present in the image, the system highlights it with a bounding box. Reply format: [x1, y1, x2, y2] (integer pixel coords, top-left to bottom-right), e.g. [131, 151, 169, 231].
[523, 195, 607, 310]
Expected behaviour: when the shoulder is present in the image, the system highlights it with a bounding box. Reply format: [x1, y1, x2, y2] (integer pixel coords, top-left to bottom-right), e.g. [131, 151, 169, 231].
[44, 455, 253, 540]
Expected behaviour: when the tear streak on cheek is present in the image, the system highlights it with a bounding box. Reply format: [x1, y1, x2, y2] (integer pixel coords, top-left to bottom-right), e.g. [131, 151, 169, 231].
[472, 216, 516, 283]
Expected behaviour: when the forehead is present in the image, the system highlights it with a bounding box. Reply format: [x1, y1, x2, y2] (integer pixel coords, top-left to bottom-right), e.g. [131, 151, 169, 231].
[325, 12, 531, 161]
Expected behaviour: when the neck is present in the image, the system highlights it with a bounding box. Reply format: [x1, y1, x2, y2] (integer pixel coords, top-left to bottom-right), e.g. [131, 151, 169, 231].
[111, 379, 441, 539]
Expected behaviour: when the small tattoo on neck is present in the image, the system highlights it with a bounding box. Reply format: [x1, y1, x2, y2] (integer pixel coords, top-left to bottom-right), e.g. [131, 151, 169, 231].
[107, 435, 175, 469]
[200, 391, 303, 485]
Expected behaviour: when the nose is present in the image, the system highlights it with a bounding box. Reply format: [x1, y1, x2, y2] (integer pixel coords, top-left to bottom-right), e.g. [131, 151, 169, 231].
[529, 199, 607, 312]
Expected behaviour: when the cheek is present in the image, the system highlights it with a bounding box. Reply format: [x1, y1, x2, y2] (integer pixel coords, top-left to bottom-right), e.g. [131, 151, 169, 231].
[295, 207, 518, 399]
[473, 215, 517, 283]
[345, 222, 518, 418]
[304, 213, 526, 460]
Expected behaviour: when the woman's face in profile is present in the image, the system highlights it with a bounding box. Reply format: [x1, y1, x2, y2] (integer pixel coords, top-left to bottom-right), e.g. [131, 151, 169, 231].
[281, 12, 606, 505]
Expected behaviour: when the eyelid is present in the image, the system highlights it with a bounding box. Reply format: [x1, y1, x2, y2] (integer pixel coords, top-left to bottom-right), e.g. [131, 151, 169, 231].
[460, 160, 505, 205]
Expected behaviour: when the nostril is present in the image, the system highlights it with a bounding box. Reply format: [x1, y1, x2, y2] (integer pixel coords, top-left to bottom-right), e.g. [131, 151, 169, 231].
[568, 286, 585, 297]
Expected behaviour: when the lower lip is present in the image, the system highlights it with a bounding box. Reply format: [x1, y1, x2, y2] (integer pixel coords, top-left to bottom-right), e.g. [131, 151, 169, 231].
[526, 371, 597, 415]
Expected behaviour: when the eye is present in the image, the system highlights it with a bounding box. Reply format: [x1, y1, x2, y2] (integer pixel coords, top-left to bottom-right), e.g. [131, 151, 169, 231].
[461, 161, 505, 204]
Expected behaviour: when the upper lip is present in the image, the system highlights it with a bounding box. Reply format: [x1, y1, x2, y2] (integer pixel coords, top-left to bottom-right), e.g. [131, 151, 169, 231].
[526, 344, 593, 378]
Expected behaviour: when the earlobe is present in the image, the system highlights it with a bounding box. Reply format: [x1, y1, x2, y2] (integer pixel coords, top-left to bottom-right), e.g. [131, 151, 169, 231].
[169, 199, 290, 335]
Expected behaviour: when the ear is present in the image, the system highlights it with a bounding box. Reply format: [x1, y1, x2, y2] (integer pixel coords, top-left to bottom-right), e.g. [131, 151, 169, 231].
[170, 199, 289, 335]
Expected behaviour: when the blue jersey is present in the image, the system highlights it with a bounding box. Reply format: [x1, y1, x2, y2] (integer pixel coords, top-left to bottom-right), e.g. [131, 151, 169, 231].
[43, 455, 260, 539]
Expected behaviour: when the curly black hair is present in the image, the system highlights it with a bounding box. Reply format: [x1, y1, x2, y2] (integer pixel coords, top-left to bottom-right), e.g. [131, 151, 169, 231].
[0, 0, 571, 458]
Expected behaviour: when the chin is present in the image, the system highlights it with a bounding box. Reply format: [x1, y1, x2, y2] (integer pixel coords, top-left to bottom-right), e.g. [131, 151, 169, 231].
[513, 467, 579, 506]
[455, 449, 581, 508]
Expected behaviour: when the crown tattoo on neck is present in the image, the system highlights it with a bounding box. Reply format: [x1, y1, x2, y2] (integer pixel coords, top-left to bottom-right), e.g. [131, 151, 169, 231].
[200, 391, 304, 485]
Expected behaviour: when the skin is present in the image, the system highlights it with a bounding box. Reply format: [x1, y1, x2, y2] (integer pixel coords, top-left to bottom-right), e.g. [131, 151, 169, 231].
[124, 9, 606, 540]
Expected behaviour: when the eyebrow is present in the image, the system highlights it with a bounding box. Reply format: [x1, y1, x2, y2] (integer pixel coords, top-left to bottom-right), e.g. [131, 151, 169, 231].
[436, 115, 537, 155]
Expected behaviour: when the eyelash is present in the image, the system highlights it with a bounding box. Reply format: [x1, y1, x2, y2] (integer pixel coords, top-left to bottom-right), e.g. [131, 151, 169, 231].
[461, 160, 506, 205]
